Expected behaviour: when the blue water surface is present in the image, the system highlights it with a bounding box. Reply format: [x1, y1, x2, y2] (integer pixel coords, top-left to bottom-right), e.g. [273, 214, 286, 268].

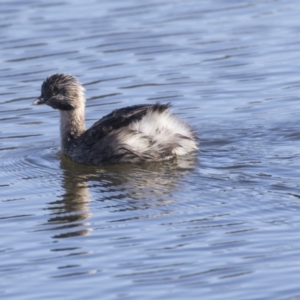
[1, 0, 300, 299]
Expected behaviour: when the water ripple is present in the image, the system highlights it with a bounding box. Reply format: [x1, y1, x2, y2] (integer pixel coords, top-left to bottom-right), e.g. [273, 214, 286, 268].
[0, 146, 60, 178]
[1, 0, 300, 299]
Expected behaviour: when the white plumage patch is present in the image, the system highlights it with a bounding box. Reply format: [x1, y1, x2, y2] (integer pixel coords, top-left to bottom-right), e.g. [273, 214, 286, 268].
[128, 109, 198, 156]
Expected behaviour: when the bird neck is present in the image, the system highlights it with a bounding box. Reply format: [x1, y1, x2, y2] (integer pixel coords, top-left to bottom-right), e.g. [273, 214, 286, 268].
[59, 103, 86, 153]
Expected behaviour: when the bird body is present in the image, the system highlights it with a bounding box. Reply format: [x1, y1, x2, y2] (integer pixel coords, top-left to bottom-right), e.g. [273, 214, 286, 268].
[34, 74, 198, 165]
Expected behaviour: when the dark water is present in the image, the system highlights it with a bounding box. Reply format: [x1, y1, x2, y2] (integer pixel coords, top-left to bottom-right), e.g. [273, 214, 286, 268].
[1, 0, 300, 299]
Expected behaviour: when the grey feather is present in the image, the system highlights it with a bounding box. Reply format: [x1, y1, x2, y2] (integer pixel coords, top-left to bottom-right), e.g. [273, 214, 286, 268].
[34, 73, 198, 165]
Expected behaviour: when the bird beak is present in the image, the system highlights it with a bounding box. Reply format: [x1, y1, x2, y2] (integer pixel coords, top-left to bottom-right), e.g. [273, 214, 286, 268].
[33, 97, 46, 105]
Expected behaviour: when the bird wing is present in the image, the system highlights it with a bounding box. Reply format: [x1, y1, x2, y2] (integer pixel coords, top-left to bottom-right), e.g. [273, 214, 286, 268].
[83, 103, 170, 144]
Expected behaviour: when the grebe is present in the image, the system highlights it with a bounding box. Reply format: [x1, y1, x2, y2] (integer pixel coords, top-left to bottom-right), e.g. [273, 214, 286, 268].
[33, 73, 198, 165]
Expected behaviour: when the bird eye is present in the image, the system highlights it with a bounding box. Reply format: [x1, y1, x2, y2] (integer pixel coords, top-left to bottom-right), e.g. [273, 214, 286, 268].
[52, 88, 58, 96]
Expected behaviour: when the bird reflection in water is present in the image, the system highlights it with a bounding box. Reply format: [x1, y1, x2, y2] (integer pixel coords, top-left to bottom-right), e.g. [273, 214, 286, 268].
[45, 153, 197, 239]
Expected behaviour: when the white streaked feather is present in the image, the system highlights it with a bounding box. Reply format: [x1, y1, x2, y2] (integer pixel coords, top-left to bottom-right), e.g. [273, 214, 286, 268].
[127, 110, 198, 156]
